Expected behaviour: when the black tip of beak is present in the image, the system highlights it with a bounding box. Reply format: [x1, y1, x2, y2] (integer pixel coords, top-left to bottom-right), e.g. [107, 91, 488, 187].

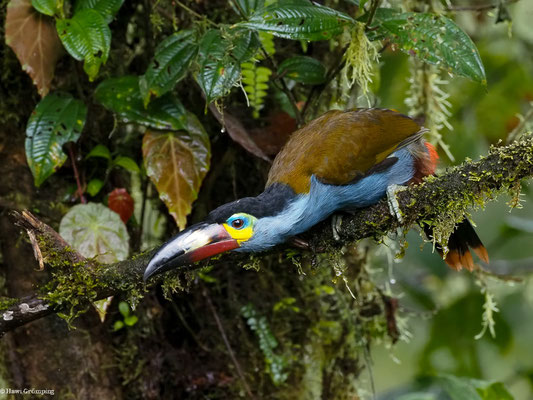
[143, 250, 186, 281]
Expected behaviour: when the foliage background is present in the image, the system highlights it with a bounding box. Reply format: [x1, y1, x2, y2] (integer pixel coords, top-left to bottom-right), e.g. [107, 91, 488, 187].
[1, 0, 533, 399]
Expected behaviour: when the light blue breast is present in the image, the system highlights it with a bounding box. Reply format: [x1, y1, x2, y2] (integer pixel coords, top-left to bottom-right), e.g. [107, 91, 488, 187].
[239, 148, 415, 252]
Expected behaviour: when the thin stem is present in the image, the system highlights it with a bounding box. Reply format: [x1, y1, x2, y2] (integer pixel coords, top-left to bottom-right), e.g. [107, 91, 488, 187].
[203, 287, 256, 400]
[506, 104, 533, 144]
[365, 0, 382, 29]
[175, 0, 218, 27]
[68, 145, 86, 204]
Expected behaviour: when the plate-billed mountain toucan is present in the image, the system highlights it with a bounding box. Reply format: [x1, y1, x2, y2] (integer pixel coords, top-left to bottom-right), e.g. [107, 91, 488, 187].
[143, 108, 488, 280]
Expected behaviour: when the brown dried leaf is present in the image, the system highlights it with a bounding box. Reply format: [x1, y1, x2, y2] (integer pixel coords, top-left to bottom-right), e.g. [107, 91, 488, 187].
[5, 0, 63, 97]
[208, 103, 270, 161]
[143, 129, 210, 230]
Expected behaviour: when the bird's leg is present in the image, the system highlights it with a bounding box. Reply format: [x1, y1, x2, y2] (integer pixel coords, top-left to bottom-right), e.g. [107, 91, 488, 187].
[386, 184, 408, 224]
[332, 214, 343, 241]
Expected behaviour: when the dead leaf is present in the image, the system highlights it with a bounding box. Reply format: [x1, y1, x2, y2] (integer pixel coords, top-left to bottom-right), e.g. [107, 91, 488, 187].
[208, 103, 270, 161]
[5, 0, 63, 97]
[143, 129, 210, 230]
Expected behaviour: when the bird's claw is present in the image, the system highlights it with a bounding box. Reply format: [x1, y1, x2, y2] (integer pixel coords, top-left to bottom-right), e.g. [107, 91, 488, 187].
[331, 214, 343, 241]
[386, 184, 407, 224]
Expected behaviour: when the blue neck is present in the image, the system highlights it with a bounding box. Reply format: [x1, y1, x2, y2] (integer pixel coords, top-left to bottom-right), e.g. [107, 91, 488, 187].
[239, 148, 415, 252]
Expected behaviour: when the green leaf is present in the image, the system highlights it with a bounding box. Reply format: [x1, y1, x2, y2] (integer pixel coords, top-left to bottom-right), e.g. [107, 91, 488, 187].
[113, 156, 140, 173]
[113, 320, 124, 331]
[372, 9, 486, 84]
[56, 9, 111, 80]
[233, 0, 265, 16]
[124, 315, 138, 326]
[25, 92, 87, 187]
[237, 1, 354, 41]
[95, 76, 200, 130]
[278, 55, 326, 84]
[140, 30, 198, 107]
[439, 375, 514, 400]
[59, 203, 129, 263]
[86, 144, 111, 160]
[118, 301, 130, 317]
[87, 178, 104, 196]
[31, 0, 59, 16]
[197, 29, 260, 103]
[74, 0, 124, 23]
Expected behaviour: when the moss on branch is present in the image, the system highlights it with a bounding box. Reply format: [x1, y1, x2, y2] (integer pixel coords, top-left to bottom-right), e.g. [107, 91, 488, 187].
[1, 137, 533, 336]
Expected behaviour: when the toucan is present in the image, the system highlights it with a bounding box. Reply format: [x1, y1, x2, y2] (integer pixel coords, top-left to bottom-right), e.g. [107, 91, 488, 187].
[143, 108, 488, 280]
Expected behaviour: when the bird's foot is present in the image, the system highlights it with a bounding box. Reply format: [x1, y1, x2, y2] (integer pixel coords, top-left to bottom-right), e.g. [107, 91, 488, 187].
[386, 184, 407, 224]
[331, 214, 343, 241]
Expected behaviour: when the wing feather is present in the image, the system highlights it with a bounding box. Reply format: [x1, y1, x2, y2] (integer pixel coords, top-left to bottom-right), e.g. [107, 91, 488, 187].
[266, 108, 424, 193]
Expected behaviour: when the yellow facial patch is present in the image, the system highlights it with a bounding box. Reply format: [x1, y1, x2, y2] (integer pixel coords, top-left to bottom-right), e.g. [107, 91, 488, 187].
[222, 214, 257, 244]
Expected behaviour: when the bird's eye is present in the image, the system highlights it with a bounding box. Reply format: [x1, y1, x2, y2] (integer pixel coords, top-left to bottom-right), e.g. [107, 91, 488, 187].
[231, 218, 245, 229]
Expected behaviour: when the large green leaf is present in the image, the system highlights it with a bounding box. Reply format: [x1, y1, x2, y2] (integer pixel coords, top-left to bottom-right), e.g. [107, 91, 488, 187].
[95, 75, 198, 130]
[371, 9, 486, 84]
[143, 119, 210, 229]
[56, 8, 111, 80]
[31, 0, 59, 16]
[25, 92, 87, 187]
[139, 30, 198, 106]
[74, 0, 124, 22]
[237, 0, 354, 41]
[59, 203, 129, 263]
[197, 29, 260, 103]
[277, 55, 326, 84]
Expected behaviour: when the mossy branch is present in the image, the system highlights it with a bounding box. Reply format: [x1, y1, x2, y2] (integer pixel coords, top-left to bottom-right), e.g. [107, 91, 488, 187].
[2, 137, 533, 336]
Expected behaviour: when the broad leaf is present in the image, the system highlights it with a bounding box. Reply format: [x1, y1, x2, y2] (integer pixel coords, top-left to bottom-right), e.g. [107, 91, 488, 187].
[56, 8, 111, 80]
[140, 30, 198, 106]
[5, 0, 63, 96]
[59, 202, 129, 263]
[108, 188, 134, 223]
[95, 76, 200, 130]
[31, 0, 59, 16]
[143, 123, 210, 230]
[86, 144, 111, 160]
[278, 55, 326, 84]
[197, 29, 260, 103]
[74, 0, 124, 22]
[87, 178, 104, 196]
[371, 9, 486, 84]
[237, 1, 354, 41]
[113, 156, 140, 173]
[25, 92, 87, 187]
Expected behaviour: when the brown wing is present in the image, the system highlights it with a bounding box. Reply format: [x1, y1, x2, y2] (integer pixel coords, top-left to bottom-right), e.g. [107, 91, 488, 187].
[266, 108, 423, 194]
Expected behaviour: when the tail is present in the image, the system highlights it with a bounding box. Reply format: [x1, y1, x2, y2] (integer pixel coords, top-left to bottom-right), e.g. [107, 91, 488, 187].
[423, 219, 489, 271]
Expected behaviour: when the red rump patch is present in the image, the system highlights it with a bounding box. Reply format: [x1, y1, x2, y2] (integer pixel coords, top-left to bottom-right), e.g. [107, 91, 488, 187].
[424, 142, 439, 174]
[409, 142, 440, 184]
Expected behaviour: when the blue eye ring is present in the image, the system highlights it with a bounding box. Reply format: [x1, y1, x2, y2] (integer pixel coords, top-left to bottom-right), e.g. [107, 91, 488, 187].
[227, 215, 249, 230]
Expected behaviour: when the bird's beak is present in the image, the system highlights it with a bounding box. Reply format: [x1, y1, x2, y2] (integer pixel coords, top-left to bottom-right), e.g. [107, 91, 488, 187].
[143, 223, 239, 281]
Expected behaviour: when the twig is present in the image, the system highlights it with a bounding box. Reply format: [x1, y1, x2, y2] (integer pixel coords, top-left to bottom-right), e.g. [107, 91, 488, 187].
[506, 103, 533, 144]
[365, 0, 382, 29]
[68, 145, 86, 204]
[175, 0, 218, 27]
[203, 287, 256, 399]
